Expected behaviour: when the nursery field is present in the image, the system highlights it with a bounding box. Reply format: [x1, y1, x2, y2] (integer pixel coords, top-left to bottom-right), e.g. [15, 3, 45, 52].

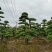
[0, 7, 52, 52]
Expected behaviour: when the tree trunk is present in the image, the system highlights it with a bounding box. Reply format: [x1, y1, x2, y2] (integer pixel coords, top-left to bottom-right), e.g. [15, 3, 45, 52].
[6, 36, 9, 40]
[13, 31, 15, 37]
[25, 39, 29, 44]
[1, 35, 3, 41]
[29, 20, 31, 28]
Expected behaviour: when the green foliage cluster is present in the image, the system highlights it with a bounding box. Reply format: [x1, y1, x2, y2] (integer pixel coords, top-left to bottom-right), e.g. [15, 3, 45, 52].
[0, 7, 13, 41]
[46, 19, 52, 40]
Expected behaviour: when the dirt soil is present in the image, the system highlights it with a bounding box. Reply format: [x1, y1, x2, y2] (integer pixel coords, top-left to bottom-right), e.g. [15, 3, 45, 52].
[0, 37, 52, 52]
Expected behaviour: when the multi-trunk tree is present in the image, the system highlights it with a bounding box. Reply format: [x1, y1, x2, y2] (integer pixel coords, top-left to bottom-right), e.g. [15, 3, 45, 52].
[16, 12, 37, 44]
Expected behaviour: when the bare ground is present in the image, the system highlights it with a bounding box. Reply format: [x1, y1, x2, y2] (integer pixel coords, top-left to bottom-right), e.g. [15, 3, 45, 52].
[0, 37, 52, 52]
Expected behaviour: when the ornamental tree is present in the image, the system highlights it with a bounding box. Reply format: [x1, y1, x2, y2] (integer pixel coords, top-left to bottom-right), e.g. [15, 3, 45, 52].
[16, 12, 37, 44]
[46, 17, 52, 40]
[0, 7, 4, 41]
[41, 19, 47, 36]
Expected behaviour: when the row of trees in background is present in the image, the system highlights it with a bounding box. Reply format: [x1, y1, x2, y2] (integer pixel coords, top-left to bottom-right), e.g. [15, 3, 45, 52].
[16, 12, 52, 43]
[0, 7, 52, 44]
[0, 7, 13, 41]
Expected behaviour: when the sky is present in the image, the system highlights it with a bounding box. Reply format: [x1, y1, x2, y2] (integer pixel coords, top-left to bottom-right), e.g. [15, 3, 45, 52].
[0, 0, 52, 27]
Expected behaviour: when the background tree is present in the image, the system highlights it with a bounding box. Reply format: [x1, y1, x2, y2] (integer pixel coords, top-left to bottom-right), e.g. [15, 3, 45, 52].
[28, 18, 36, 28]
[4, 20, 9, 27]
[0, 7, 4, 41]
[41, 19, 47, 28]
[35, 23, 41, 35]
[12, 26, 17, 36]
[46, 17, 52, 40]
[41, 19, 47, 36]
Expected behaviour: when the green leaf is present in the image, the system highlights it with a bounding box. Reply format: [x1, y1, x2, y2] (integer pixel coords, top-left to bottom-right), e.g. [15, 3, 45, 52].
[24, 35, 31, 40]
